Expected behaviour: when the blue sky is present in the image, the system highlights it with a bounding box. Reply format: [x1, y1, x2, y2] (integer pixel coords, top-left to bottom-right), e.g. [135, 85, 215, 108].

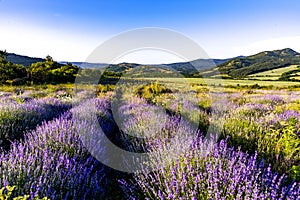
[0, 0, 300, 63]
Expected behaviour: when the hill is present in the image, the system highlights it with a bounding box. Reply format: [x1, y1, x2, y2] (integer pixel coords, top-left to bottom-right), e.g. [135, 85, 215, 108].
[62, 50, 300, 79]
[166, 57, 243, 77]
[5, 48, 300, 81]
[88, 57, 239, 78]
[7, 53, 45, 67]
[217, 48, 300, 78]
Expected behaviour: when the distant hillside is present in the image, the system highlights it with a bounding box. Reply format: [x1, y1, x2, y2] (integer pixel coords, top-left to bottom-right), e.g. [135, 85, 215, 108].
[5, 52, 237, 77]
[63, 58, 234, 77]
[6, 48, 300, 80]
[83, 58, 238, 78]
[7, 53, 45, 67]
[60, 62, 107, 68]
[217, 48, 300, 78]
[166, 57, 243, 77]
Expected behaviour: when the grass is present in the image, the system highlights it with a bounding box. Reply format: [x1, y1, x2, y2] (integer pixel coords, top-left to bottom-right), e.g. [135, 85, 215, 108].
[0, 84, 75, 93]
[292, 76, 300, 80]
[247, 76, 279, 81]
[210, 74, 231, 78]
[198, 69, 215, 75]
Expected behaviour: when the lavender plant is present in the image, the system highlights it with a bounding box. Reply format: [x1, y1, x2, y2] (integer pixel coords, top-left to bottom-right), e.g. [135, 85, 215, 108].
[0, 97, 71, 149]
[0, 98, 112, 199]
[124, 138, 300, 199]
[0, 88, 299, 200]
[218, 93, 300, 178]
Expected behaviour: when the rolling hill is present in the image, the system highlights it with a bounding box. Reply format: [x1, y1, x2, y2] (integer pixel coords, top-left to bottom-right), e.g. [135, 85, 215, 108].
[217, 48, 300, 78]
[5, 48, 300, 81]
[165, 57, 243, 77]
[73, 48, 300, 80]
[92, 57, 241, 78]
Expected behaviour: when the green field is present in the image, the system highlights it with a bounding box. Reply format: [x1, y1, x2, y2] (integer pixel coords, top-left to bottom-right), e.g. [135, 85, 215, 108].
[136, 77, 300, 87]
[293, 76, 300, 80]
[248, 65, 300, 80]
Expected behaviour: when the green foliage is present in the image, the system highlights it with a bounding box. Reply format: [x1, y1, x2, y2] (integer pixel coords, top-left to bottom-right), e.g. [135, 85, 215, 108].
[96, 84, 115, 94]
[286, 101, 300, 112]
[135, 81, 171, 100]
[0, 50, 8, 63]
[221, 118, 261, 154]
[279, 66, 300, 81]
[261, 117, 300, 176]
[0, 62, 27, 84]
[0, 185, 48, 200]
[221, 110, 300, 180]
[198, 99, 211, 111]
[224, 83, 276, 90]
[28, 57, 78, 84]
[0, 50, 27, 85]
[290, 165, 300, 181]
[0, 51, 79, 85]
[249, 65, 300, 81]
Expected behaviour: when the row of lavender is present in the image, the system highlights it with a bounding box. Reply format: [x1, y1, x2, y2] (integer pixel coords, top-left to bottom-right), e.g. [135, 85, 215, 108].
[0, 97, 112, 199]
[147, 89, 300, 181]
[117, 93, 300, 199]
[0, 97, 71, 149]
[219, 92, 300, 180]
[0, 89, 300, 199]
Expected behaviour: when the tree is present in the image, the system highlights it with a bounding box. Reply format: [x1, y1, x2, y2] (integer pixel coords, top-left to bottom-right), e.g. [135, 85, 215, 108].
[45, 55, 53, 63]
[28, 56, 79, 84]
[0, 50, 8, 63]
[0, 62, 27, 84]
[0, 50, 27, 84]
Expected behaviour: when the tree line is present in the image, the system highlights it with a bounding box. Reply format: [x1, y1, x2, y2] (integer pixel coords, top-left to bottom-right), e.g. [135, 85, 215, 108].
[0, 50, 79, 85]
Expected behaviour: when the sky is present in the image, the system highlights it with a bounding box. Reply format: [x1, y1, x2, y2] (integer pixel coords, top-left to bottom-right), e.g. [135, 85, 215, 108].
[0, 0, 300, 63]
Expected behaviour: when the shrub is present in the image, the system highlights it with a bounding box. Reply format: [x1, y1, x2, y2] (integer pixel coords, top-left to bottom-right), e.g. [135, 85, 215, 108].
[135, 81, 171, 100]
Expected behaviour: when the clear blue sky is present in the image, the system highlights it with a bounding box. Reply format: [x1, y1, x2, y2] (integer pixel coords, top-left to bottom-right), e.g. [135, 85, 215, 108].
[0, 0, 300, 63]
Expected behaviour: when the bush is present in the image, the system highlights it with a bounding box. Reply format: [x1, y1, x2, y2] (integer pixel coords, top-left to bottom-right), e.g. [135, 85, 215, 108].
[135, 81, 171, 100]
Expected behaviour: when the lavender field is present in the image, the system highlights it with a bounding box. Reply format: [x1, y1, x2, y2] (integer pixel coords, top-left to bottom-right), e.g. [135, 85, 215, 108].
[0, 83, 300, 199]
